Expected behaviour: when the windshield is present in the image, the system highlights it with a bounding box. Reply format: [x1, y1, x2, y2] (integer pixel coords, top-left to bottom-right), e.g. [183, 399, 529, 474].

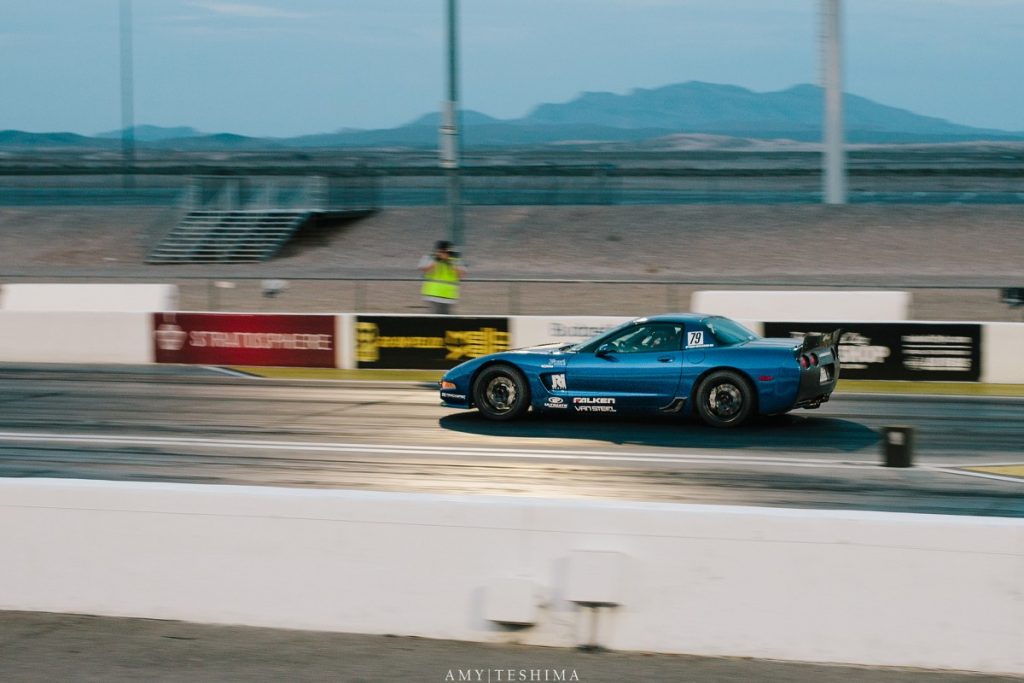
[705, 317, 759, 345]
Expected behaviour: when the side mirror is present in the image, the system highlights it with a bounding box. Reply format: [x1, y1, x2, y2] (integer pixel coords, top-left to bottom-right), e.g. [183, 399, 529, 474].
[596, 343, 613, 357]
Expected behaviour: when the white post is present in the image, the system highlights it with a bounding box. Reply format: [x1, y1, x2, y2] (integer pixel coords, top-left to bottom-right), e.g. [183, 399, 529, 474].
[441, 0, 464, 248]
[822, 0, 847, 204]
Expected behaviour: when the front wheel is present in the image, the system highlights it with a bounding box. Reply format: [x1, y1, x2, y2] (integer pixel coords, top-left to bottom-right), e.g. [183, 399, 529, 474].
[695, 370, 755, 428]
[472, 365, 530, 421]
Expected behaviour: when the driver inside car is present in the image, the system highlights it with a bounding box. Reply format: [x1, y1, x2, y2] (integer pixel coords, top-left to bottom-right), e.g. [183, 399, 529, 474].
[634, 326, 679, 351]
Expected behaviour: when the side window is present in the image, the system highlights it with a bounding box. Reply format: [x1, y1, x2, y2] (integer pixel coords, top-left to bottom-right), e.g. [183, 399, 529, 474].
[685, 325, 716, 349]
[604, 324, 682, 354]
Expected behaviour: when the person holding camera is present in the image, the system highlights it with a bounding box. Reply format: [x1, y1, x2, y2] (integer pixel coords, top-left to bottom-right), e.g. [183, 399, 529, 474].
[418, 240, 466, 314]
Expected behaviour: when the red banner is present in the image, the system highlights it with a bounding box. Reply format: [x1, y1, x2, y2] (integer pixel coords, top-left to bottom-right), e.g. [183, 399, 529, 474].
[153, 313, 336, 367]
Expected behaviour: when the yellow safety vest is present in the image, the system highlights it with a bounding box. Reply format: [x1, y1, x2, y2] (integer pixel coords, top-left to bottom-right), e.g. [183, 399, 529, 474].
[421, 259, 460, 301]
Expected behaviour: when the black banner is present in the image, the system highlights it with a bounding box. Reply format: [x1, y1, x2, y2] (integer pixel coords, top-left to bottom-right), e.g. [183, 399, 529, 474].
[355, 316, 510, 369]
[763, 322, 982, 382]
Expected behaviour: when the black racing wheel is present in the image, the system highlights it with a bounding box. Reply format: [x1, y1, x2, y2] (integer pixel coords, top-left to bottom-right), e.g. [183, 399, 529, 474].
[472, 365, 530, 421]
[695, 370, 755, 428]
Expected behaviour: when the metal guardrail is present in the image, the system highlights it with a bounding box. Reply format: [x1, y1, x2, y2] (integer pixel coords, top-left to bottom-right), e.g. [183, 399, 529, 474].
[2, 172, 1022, 207]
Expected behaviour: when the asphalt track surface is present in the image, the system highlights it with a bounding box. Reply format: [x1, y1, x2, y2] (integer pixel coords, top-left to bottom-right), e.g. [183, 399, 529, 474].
[0, 364, 1021, 517]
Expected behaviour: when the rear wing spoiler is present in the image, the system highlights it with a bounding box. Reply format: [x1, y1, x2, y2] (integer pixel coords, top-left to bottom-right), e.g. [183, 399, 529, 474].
[801, 328, 843, 352]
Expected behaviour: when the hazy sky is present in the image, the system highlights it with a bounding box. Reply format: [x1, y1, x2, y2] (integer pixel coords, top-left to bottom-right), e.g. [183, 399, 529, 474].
[2, 0, 1022, 137]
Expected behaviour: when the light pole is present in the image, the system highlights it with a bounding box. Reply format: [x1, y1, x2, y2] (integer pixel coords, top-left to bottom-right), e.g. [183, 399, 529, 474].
[440, 0, 464, 248]
[821, 0, 846, 204]
[119, 0, 136, 189]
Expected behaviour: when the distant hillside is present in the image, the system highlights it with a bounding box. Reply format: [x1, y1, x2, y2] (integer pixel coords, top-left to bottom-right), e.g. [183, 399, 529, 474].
[403, 110, 502, 127]
[4, 82, 1022, 150]
[96, 125, 203, 142]
[515, 82, 1019, 143]
[0, 130, 116, 148]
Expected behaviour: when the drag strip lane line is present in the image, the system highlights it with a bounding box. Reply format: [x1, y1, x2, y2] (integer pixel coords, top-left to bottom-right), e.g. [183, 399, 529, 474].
[0, 430, 880, 469]
[930, 468, 1024, 484]
[0, 431, 1008, 475]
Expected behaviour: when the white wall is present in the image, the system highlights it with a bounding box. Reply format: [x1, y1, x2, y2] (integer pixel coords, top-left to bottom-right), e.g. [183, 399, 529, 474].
[983, 323, 1024, 383]
[0, 311, 152, 364]
[692, 290, 910, 322]
[509, 315, 633, 348]
[0, 284, 178, 312]
[1, 479, 1020, 674]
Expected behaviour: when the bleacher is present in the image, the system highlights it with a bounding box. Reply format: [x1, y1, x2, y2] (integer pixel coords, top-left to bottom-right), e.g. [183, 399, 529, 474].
[147, 210, 312, 263]
[146, 175, 376, 264]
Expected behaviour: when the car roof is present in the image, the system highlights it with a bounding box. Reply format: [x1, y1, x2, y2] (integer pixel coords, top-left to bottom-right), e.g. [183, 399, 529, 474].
[634, 313, 718, 325]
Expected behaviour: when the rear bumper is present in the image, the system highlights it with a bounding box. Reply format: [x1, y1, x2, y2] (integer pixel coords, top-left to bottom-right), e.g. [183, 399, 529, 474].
[795, 363, 839, 407]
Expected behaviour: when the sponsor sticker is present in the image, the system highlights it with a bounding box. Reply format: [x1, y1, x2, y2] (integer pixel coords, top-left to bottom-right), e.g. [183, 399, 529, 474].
[572, 396, 616, 413]
[686, 330, 714, 349]
[545, 396, 568, 409]
[441, 392, 467, 401]
[550, 373, 567, 390]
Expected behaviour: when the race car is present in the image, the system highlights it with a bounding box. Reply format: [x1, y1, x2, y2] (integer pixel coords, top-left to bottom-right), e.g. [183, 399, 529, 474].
[438, 314, 841, 428]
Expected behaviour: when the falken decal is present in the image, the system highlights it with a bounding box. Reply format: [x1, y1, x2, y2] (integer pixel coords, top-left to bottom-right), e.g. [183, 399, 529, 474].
[572, 396, 616, 413]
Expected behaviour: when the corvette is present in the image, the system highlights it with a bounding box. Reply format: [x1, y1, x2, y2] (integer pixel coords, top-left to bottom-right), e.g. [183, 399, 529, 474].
[439, 314, 841, 427]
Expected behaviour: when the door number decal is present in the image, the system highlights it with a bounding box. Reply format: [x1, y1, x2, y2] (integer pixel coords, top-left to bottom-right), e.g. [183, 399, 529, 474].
[687, 331, 704, 346]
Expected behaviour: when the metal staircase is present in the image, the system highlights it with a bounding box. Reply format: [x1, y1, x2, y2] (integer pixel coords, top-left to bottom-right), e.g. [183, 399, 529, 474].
[146, 209, 312, 263]
[146, 175, 377, 264]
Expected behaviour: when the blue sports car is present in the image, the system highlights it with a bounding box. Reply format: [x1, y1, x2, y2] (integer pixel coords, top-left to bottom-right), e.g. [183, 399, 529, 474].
[439, 314, 841, 428]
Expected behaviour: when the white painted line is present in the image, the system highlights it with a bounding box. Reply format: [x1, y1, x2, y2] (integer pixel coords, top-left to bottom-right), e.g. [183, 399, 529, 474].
[205, 366, 258, 378]
[0, 430, 879, 470]
[929, 467, 1024, 485]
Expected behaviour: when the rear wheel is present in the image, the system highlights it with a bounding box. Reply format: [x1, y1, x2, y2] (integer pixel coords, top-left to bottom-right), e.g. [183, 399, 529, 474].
[695, 370, 754, 428]
[472, 365, 530, 421]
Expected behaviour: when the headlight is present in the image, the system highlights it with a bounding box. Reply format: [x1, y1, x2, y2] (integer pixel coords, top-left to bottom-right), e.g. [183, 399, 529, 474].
[440, 380, 457, 390]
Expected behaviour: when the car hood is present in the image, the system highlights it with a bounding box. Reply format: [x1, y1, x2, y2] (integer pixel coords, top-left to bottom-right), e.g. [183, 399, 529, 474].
[509, 342, 575, 355]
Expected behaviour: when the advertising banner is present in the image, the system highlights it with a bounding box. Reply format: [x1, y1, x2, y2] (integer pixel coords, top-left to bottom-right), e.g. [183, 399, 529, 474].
[356, 316, 510, 369]
[509, 316, 633, 349]
[763, 322, 982, 382]
[153, 313, 336, 367]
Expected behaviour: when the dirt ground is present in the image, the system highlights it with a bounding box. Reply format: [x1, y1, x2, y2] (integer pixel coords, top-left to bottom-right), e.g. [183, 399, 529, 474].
[2, 611, 1018, 683]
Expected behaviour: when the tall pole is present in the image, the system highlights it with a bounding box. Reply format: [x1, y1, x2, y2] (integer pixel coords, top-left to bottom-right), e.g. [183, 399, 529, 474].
[119, 0, 136, 189]
[441, 0, 464, 248]
[822, 0, 846, 204]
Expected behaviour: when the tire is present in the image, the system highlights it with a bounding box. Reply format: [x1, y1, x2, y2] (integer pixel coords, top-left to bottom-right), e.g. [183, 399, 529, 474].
[472, 365, 530, 421]
[694, 370, 755, 428]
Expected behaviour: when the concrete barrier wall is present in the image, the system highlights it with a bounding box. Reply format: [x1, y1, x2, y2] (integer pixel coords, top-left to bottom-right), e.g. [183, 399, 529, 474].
[0, 311, 152, 364]
[0, 310, 1022, 383]
[509, 315, 633, 348]
[692, 290, 911, 322]
[983, 322, 1024, 383]
[1, 479, 1020, 674]
[0, 284, 178, 312]
[508, 316, 765, 347]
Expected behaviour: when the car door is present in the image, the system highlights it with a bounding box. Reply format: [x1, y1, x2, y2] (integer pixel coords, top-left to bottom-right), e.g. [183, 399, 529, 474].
[562, 322, 684, 412]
